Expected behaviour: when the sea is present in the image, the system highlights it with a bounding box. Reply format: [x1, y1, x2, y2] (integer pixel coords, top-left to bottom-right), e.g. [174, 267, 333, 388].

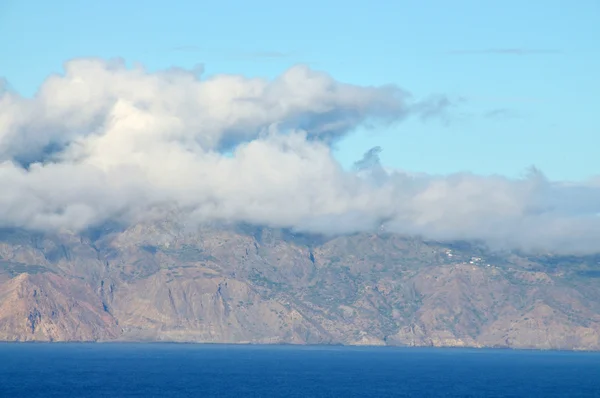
[0, 344, 599, 397]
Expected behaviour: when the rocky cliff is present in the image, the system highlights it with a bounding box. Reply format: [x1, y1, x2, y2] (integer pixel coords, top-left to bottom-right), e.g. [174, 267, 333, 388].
[1, 221, 600, 350]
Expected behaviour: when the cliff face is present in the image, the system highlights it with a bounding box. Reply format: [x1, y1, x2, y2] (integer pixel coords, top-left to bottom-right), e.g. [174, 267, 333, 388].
[1, 223, 600, 349]
[0, 273, 119, 341]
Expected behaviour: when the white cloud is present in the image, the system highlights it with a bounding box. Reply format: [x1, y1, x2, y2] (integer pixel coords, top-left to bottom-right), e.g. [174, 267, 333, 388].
[1, 58, 599, 254]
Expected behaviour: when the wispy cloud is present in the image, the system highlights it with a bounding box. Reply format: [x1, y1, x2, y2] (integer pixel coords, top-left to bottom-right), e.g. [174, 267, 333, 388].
[168, 46, 289, 59]
[241, 51, 288, 59]
[168, 45, 202, 53]
[461, 95, 545, 104]
[484, 108, 523, 120]
[447, 48, 562, 56]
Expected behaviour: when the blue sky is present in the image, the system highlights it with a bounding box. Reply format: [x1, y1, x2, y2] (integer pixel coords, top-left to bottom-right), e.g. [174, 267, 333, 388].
[1, 0, 599, 181]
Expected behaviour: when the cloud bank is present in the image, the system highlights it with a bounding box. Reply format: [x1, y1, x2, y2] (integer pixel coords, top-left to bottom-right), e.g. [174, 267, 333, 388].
[1, 58, 599, 254]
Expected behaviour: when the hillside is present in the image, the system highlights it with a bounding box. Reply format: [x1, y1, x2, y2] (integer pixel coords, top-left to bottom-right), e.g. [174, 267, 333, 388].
[1, 220, 600, 350]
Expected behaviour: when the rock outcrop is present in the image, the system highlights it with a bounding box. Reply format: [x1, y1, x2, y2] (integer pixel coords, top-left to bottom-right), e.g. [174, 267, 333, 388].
[1, 222, 600, 349]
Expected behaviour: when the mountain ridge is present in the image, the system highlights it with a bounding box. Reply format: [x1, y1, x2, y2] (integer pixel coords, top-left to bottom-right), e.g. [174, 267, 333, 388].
[1, 221, 599, 350]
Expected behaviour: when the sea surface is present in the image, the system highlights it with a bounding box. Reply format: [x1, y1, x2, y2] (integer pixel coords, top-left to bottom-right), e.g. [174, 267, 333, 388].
[0, 344, 599, 397]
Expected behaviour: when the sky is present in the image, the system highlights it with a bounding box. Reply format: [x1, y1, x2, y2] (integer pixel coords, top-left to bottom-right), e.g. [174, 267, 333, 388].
[1, 0, 599, 179]
[1, 0, 600, 253]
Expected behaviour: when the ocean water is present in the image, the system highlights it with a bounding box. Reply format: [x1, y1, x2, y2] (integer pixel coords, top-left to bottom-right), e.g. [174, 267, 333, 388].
[0, 344, 599, 397]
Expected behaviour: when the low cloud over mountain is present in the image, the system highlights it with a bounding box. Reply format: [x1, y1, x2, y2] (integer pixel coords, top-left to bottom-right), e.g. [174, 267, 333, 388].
[1, 58, 600, 254]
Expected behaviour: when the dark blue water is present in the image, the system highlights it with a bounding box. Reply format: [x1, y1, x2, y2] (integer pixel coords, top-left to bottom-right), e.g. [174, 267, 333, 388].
[1, 344, 599, 397]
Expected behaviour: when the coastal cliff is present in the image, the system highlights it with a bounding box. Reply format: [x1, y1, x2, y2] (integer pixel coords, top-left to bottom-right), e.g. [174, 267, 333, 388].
[1, 222, 599, 350]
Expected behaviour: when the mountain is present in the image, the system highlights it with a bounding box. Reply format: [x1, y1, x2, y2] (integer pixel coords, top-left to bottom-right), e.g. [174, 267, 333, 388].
[1, 219, 600, 350]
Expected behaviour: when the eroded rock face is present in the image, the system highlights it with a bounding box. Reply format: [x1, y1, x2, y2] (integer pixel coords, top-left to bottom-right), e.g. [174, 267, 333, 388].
[0, 223, 600, 349]
[0, 273, 119, 341]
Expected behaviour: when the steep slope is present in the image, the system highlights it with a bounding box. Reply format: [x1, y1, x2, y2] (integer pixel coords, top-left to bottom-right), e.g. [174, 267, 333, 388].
[0, 271, 119, 341]
[0, 223, 600, 349]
